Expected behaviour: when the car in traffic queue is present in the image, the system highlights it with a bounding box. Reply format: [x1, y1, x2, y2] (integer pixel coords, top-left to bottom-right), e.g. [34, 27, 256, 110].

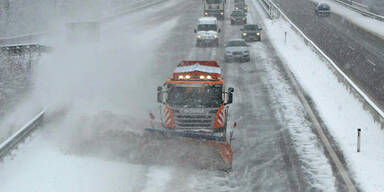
[315, 2, 331, 16]
[234, 2, 248, 13]
[224, 39, 250, 62]
[230, 10, 247, 25]
[241, 24, 262, 42]
[194, 17, 221, 47]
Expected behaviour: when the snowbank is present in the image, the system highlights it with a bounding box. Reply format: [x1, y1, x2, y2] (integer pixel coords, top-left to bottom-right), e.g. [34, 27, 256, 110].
[254, 0, 384, 190]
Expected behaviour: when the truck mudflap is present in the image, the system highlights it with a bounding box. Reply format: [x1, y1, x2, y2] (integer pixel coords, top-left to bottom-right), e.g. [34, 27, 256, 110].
[144, 128, 233, 171]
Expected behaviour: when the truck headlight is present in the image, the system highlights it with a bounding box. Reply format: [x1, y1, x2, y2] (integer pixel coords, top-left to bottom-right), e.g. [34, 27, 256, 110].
[204, 12, 208, 15]
[256, 32, 260, 36]
[220, 12, 224, 15]
[213, 34, 218, 38]
[197, 35, 201, 39]
[243, 33, 247, 36]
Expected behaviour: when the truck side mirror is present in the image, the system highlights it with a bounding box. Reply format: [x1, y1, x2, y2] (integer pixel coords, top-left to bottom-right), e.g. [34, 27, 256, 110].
[218, 28, 221, 33]
[157, 86, 163, 103]
[227, 87, 234, 104]
[194, 29, 197, 33]
[259, 27, 263, 30]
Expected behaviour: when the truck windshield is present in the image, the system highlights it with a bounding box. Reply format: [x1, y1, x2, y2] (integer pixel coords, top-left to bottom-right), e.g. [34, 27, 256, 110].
[206, 0, 222, 4]
[167, 85, 223, 108]
[197, 24, 217, 31]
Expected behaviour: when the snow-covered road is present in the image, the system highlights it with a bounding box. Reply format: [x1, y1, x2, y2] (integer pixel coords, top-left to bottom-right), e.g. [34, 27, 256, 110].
[1, 0, 377, 191]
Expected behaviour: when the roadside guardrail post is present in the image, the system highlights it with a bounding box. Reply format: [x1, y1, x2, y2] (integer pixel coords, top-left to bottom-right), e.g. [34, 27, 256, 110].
[357, 128, 361, 152]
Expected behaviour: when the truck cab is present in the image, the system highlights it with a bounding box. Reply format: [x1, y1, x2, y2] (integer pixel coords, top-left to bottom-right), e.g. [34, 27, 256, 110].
[157, 61, 234, 135]
[194, 17, 221, 47]
[203, 0, 225, 20]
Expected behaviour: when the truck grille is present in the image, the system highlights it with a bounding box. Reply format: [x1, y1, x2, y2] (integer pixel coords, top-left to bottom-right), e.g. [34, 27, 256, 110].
[175, 114, 214, 129]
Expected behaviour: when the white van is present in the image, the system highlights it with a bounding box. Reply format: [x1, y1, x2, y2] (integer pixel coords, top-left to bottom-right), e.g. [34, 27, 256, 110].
[194, 17, 221, 47]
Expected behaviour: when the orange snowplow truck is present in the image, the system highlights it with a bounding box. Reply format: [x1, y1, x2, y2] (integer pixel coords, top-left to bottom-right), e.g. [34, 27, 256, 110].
[146, 60, 234, 170]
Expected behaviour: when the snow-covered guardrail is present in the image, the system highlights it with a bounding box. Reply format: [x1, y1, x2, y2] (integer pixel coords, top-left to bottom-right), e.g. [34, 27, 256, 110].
[0, 44, 52, 54]
[0, 110, 45, 160]
[0, 32, 50, 46]
[259, 0, 271, 17]
[258, 0, 384, 129]
[332, 0, 384, 22]
[259, 0, 280, 19]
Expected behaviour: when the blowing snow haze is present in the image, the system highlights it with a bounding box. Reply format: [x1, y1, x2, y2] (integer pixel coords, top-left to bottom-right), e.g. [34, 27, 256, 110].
[0, 0, 137, 36]
[1, 0, 384, 191]
[0, 0, 163, 144]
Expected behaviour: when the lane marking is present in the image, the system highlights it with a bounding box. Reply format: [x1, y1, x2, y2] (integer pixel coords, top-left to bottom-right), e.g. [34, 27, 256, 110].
[367, 59, 376, 66]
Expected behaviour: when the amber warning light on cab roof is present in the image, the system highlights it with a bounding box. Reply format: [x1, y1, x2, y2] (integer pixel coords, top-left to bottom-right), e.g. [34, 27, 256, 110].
[171, 60, 222, 80]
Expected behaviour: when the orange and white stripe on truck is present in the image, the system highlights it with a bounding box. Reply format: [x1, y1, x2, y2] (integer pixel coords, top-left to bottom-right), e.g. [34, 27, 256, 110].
[163, 104, 175, 128]
[214, 105, 226, 129]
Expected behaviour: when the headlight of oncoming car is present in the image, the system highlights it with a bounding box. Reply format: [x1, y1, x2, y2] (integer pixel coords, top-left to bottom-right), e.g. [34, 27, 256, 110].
[204, 12, 208, 15]
[197, 35, 201, 39]
[256, 32, 260, 35]
[213, 34, 218, 38]
[220, 12, 224, 15]
[243, 33, 247, 36]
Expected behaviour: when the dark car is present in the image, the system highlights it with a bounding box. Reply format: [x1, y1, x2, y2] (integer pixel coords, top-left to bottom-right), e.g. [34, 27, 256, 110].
[315, 3, 330, 16]
[230, 10, 247, 25]
[241, 24, 262, 42]
[234, 2, 248, 13]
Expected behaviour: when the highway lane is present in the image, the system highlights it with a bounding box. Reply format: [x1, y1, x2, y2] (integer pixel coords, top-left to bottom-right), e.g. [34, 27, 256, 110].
[274, 0, 384, 107]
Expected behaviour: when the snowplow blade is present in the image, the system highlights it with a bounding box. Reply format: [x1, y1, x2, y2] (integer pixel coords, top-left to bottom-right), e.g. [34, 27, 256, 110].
[144, 128, 226, 141]
[143, 128, 232, 171]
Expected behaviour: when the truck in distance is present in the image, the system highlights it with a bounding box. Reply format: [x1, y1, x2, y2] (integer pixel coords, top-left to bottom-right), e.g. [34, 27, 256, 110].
[203, 0, 225, 20]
